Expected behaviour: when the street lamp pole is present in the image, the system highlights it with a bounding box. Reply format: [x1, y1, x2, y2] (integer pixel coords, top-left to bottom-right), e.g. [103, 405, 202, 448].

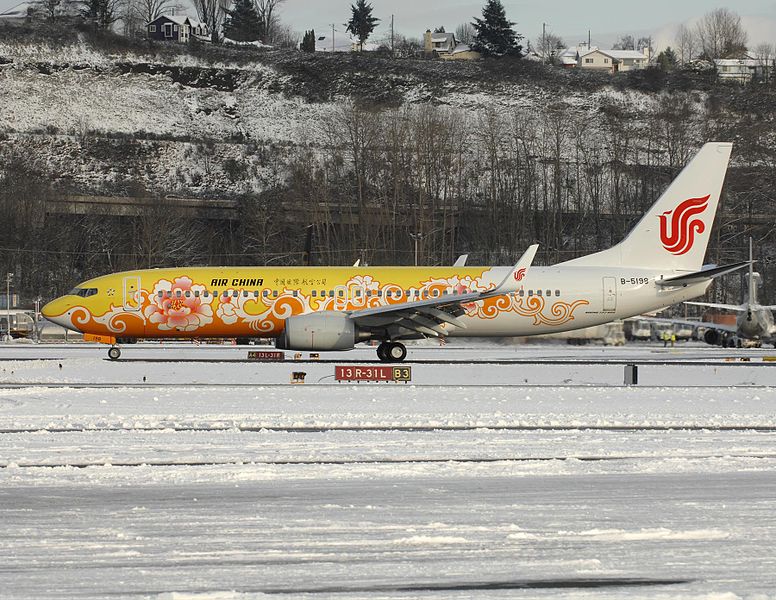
[4, 272, 13, 342]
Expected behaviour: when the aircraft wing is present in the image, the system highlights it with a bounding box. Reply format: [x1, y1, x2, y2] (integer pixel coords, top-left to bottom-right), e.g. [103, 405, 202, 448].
[684, 301, 747, 312]
[345, 245, 539, 338]
[641, 316, 738, 335]
[655, 261, 750, 287]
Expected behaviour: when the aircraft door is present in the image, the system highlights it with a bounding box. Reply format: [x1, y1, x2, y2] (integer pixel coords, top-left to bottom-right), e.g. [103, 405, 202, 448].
[123, 276, 142, 312]
[602, 277, 617, 312]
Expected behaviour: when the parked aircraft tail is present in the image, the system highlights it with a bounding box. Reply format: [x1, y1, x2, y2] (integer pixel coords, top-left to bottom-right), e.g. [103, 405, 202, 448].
[561, 142, 733, 272]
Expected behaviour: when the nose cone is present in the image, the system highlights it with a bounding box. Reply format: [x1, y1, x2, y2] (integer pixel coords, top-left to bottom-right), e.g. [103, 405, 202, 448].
[42, 297, 81, 332]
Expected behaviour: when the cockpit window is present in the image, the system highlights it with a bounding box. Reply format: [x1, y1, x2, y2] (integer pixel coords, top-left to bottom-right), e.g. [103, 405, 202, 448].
[68, 287, 98, 298]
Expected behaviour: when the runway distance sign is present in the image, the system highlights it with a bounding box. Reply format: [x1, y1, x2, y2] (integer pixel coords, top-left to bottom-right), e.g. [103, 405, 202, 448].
[248, 350, 285, 361]
[335, 365, 412, 383]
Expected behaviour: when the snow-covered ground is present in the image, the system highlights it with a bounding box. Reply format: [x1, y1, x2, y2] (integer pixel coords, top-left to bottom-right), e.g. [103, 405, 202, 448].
[1, 342, 775, 598]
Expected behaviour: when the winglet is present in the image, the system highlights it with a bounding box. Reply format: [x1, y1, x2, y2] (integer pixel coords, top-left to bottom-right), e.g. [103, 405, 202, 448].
[453, 254, 468, 267]
[493, 244, 539, 293]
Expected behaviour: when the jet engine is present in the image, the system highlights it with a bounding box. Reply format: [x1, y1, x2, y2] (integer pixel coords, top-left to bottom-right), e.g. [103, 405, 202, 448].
[704, 329, 721, 346]
[276, 313, 364, 351]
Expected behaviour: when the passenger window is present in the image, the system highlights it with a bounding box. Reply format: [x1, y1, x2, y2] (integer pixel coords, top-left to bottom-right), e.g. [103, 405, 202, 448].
[203, 291, 209, 298]
[311, 290, 317, 297]
[273, 290, 278, 298]
[555, 290, 560, 297]
[185, 291, 191, 298]
[242, 291, 248, 298]
[213, 291, 218, 297]
[194, 291, 200, 298]
[537, 289, 542, 296]
[546, 290, 551, 297]
[263, 290, 269, 297]
[254, 291, 259, 298]
[385, 291, 392, 298]
[338, 290, 344, 297]
[223, 291, 229, 297]
[433, 290, 440, 297]
[158, 291, 164, 298]
[233, 291, 239, 298]
[518, 289, 525, 297]
[528, 290, 533, 296]
[355, 289, 362, 297]
[320, 290, 325, 297]
[293, 290, 298, 297]
[176, 290, 182, 298]
[366, 290, 372, 297]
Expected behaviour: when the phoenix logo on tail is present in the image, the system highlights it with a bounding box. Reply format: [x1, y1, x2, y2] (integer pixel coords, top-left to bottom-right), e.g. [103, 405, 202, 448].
[514, 268, 526, 282]
[658, 195, 711, 255]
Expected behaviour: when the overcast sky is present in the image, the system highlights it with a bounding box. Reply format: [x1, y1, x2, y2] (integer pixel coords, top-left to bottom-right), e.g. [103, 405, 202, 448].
[2, 0, 775, 49]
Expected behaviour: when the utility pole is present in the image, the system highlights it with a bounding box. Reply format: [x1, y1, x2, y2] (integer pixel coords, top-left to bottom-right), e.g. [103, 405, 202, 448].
[391, 14, 394, 57]
[588, 29, 591, 49]
[542, 22, 546, 59]
[4, 272, 12, 341]
[330, 23, 335, 52]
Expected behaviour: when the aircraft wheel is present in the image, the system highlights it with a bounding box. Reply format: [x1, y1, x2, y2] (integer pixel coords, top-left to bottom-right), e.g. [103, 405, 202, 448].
[377, 342, 390, 362]
[108, 346, 121, 361]
[387, 342, 407, 363]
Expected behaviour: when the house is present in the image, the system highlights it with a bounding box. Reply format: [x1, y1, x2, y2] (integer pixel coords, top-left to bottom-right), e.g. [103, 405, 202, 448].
[423, 29, 481, 60]
[715, 57, 772, 83]
[577, 48, 649, 73]
[147, 15, 209, 43]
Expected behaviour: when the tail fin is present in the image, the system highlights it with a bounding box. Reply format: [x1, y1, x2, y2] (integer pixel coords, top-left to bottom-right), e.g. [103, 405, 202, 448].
[561, 142, 732, 271]
[746, 237, 760, 305]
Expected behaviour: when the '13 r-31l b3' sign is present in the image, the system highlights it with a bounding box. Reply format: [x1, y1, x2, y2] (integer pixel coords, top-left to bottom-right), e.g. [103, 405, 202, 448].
[335, 365, 412, 382]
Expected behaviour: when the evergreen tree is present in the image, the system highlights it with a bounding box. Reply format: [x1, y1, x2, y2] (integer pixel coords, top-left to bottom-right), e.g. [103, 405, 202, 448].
[223, 0, 262, 42]
[657, 46, 678, 71]
[346, 0, 379, 51]
[471, 0, 523, 57]
[301, 29, 316, 52]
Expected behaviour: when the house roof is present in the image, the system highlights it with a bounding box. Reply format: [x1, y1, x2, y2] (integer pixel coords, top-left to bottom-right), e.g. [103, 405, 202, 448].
[431, 32, 455, 45]
[148, 14, 204, 27]
[580, 48, 646, 61]
[0, 1, 34, 18]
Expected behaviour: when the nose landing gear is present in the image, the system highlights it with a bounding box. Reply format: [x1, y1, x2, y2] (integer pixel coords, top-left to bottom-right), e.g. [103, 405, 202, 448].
[377, 341, 407, 363]
[108, 346, 121, 360]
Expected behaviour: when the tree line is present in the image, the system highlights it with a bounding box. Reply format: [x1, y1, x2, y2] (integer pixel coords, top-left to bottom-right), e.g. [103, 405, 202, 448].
[2, 92, 774, 306]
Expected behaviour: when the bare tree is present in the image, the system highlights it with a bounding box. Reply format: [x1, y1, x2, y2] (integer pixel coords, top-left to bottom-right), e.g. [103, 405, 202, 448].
[193, 0, 229, 42]
[675, 23, 698, 64]
[612, 34, 635, 50]
[695, 8, 748, 60]
[77, 0, 125, 30]
[753, 42, 775, 82]
[534, 28, 564, 61]
[455, 22, 474, 45]
[133, 0, 174, 25]
[33, 0, 61, 20]
[254, 0, 285, 43]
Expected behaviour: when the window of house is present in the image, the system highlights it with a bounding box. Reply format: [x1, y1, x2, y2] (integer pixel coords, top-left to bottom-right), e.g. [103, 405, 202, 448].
[604, 58, 609, 63]
[149, 24, 156, 32]
[585, 58, 593, 64]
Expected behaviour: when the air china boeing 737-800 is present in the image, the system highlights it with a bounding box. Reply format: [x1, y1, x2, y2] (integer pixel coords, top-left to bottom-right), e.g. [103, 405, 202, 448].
[43, 142, 746, 362]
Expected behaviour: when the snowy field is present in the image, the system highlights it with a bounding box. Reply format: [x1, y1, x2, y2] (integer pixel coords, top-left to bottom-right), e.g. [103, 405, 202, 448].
[1, 342, 776, 599]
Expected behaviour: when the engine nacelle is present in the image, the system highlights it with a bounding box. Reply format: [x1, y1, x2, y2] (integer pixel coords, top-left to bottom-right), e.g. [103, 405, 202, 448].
[276, 312, 357, 351]
[704, 329, 721, 346]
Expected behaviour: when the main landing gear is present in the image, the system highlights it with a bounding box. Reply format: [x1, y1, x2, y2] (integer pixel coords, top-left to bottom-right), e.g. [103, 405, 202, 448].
[377, 341, 407, 363]
[108, 346, 121, 361]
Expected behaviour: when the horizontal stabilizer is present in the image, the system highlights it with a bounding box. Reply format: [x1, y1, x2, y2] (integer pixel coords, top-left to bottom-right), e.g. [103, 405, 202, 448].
[684, 301, 746, 312]
[656, 261, 749, 287]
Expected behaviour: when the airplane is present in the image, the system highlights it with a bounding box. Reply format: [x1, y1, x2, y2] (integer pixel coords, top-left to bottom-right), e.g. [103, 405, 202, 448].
[42, 142, 748, 362]
[682, 239, 776, 348]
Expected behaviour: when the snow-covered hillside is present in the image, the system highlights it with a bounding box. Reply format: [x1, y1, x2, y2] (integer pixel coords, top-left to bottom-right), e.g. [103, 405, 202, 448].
[0, 37, 711, 195]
